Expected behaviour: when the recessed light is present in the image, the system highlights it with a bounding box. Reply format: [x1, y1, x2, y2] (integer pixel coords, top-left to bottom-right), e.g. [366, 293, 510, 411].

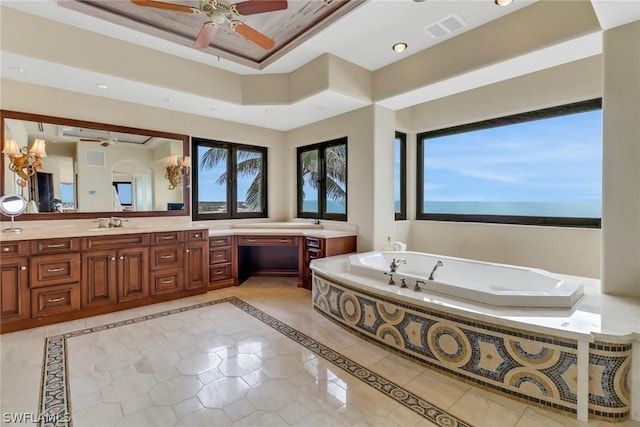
[393, 43, 408, 53]
[95, 84, 109, 89]
[9, 66, 25, 73]
[494, 0, 513, 5]
[164, 98, 175, 103]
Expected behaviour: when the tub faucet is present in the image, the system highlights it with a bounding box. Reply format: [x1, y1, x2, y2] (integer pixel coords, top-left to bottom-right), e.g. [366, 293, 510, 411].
[414, 280, 426, 292]
[428, 260, 444, 280]
[389, 258, 407, 273]
[383, 272, 396, 285]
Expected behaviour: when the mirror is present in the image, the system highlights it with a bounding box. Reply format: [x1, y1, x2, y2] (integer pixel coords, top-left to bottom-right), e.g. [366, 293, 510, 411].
[0, 193, 27, 233]
[1, 110, 190, 220]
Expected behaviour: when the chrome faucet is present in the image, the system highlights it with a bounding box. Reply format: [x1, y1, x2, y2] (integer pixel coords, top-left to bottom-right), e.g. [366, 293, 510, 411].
[414, 280, 426, 291]
[399, 277, 408, 288]
[428, 260, 443, 280]
[389, 258, 407, 273]
[383, 272, 396, 285]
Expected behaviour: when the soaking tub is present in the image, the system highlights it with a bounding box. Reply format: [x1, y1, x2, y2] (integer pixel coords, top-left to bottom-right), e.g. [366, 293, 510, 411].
[348, 251, 584, 308]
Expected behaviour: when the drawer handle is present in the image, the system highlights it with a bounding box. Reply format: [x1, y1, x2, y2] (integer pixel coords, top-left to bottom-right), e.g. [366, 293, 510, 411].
[160, 279, 174, 284]
[279, 239, 290, 243]
[159, 236, 174, 240]
[111, 257, 116, 261]
[193, 234, 200, 238]
[214, 271, 224, 275]
[20, 266, 27, 271]
[160, 255, 174, 259]
[47, 243, 66, 248]
[48, 297, 65, 303]
[213, 240, 226, 244]
[47, 267, 65, 272]
[119, 256, 124, 260]
[247, 239, 257, 242]
[2, 247, 9, 252]
[215, 254, 224, 258]
[186, 249, 190, 253]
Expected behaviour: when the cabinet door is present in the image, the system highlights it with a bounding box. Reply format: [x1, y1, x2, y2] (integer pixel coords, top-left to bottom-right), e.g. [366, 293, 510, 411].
[81, 250, 118, 308]
[0, 257, 30, 323]
[118, 247, 149, 302]
[185, 241, 208, 290]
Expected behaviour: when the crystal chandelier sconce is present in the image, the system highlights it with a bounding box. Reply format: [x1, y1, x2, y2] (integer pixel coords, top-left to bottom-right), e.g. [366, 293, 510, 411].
[165, 154, 190, 190]
[2, 138, 47, 187]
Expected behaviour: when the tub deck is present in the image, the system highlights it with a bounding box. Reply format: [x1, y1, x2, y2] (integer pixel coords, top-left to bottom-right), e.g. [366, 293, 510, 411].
[310, 254, 640, 422]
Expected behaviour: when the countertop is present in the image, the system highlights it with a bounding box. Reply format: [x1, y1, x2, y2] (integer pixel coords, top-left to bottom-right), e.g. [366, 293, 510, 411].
[0, 220, 357, 241]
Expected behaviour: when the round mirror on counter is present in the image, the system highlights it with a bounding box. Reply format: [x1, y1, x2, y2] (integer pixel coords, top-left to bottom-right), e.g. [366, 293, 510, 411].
[0, 194, 28, 234]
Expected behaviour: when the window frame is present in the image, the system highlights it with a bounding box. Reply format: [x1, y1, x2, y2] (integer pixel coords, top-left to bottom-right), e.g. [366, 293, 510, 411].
[296, 137, 348, 222]
[112, 181, 133, 206]
[416, 98, 602, 228]
[192, 137, 268, 221]
[394, 131, 407, 221]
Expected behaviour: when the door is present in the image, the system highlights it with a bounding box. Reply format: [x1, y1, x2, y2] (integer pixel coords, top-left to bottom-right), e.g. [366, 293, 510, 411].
[0, 257, 30, 323]
[118, 246, 149, 302]
[81, 250, 118, 308]
[34, 172, 54, 212]
[185, 241, 208, 290]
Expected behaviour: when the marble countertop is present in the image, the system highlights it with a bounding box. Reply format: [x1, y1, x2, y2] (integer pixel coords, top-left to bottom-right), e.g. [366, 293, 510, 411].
[311, 254, 640, 342]
[0, 220, 356, 241]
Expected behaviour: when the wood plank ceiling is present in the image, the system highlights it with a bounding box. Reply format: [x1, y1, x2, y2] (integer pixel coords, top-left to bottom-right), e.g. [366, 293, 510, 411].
[59, 0, 366, 69]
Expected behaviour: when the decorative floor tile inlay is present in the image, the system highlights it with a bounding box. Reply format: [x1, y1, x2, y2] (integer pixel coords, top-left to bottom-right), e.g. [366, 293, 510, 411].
[39, 296, 473, 427]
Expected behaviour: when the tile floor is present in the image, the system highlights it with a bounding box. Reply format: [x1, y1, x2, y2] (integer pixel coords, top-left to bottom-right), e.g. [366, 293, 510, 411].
[1, 277, 639, 427]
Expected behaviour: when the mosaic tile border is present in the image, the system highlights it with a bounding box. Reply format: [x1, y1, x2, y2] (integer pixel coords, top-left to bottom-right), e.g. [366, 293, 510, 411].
[39, 296, 474, 427]
[312, 274, 632, 422]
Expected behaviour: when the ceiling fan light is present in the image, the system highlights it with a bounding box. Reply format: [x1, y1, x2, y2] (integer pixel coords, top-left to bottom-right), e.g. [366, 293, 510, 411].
[393, 42, 408, 53]
[494, 0, 513, 6]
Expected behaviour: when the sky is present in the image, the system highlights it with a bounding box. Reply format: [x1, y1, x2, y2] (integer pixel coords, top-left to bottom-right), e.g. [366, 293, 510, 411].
[422, 110, 602, 203]
[197, 146, 258, 204]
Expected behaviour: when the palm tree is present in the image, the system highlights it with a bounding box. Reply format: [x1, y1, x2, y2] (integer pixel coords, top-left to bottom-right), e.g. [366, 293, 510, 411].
[300, 145, 347, 206]
[199, 147, 263, 211]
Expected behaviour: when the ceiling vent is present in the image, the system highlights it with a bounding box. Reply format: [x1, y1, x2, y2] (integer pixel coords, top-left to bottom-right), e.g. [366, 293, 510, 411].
[86, 150, 105, 167]
[424, 14, 466, 39]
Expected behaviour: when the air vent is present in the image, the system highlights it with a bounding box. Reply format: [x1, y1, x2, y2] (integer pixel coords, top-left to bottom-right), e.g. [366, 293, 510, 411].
[424, 14, 466, 39]
[86, 150, 105, 167]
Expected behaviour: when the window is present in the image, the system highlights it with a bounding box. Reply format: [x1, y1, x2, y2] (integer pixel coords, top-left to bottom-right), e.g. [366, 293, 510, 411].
[112, 182, 132, 206]
[192, 138, 267, 220]
[297, 137, 347, 221]
[417, 99, 602, 227]
[394, 132, 407, 220]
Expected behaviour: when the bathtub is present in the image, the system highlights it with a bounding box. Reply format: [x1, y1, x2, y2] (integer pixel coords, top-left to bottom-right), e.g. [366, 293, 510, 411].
[348, 251, 584, 308]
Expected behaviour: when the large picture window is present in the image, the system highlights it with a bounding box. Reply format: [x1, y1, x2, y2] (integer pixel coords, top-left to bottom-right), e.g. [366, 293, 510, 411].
[417, 99, 602, 227]
[394, 132, 407, 221]
[297, 137, 347, 221]
[192, 138, 267, 220]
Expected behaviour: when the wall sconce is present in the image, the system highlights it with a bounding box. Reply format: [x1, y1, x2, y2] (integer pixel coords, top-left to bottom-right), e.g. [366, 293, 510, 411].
[165, 154, 190, 190]
[3, 138, 47, 187]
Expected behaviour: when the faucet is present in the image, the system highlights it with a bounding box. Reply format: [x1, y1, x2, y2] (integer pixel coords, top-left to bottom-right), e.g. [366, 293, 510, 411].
[389, 258, 407, 273]
[399, 277, 408, 288]
[428, 260, 444, 280]
[383, 272, 396, 285]
[414, 280, 426, 292]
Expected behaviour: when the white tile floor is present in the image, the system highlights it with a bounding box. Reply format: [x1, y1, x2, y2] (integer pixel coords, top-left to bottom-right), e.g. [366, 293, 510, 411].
[1, 277, 639, 427]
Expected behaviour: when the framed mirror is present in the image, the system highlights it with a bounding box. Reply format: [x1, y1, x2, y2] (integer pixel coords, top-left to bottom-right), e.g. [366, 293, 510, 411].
[1, 110, 190, 220]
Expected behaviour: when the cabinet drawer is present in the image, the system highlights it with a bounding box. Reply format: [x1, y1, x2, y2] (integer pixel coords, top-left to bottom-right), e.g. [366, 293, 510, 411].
[210, 264, 231, 282]
[150, 270, 184, 295]
[30, 253, 81, 288]
[31, 283, 80, 318]
[210, 247, 231, 264]
[210, 236, 232, 247]
[151, 231, 184, 245]
[1, 241, 29, 257]
[305, 237, 323, 249]
[150, 245, 184, 270]
[307, 248, 324, 261]
[187, 229, 208, 241]
[81, 234, 148, 250]
[31, 238, 79, 254]
[237, 236, 297, 246]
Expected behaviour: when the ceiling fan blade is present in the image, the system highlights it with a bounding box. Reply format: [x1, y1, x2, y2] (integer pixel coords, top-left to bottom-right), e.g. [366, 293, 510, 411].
[232, 21, 275, 49]
[131, 0, 199, 14]
[193, 22, 217, 49]
[233, 0, 287, 16]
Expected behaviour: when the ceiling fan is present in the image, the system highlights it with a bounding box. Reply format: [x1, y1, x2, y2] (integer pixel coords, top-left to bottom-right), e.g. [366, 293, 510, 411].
[80, 135, 118, 147]
[131, 0, 288, 50]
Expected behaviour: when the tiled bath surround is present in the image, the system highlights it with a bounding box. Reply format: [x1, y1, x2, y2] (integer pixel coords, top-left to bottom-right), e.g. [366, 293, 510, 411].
[312, 274, 632, 422]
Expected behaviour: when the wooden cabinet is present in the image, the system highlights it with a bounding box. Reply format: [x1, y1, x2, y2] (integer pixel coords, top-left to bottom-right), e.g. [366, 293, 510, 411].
[29, 238, 81, 319]
[209, 235, 234, 290]
[1, 241, 30, 325]
[81, 234, 149, 304]
[150, 230, 208, 295]
[302, 236, 357, 290]
[236, 235, 301, 285]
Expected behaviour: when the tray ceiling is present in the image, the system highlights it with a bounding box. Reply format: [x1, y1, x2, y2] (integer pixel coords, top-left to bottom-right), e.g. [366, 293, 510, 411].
[59, 0, 365, 69]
